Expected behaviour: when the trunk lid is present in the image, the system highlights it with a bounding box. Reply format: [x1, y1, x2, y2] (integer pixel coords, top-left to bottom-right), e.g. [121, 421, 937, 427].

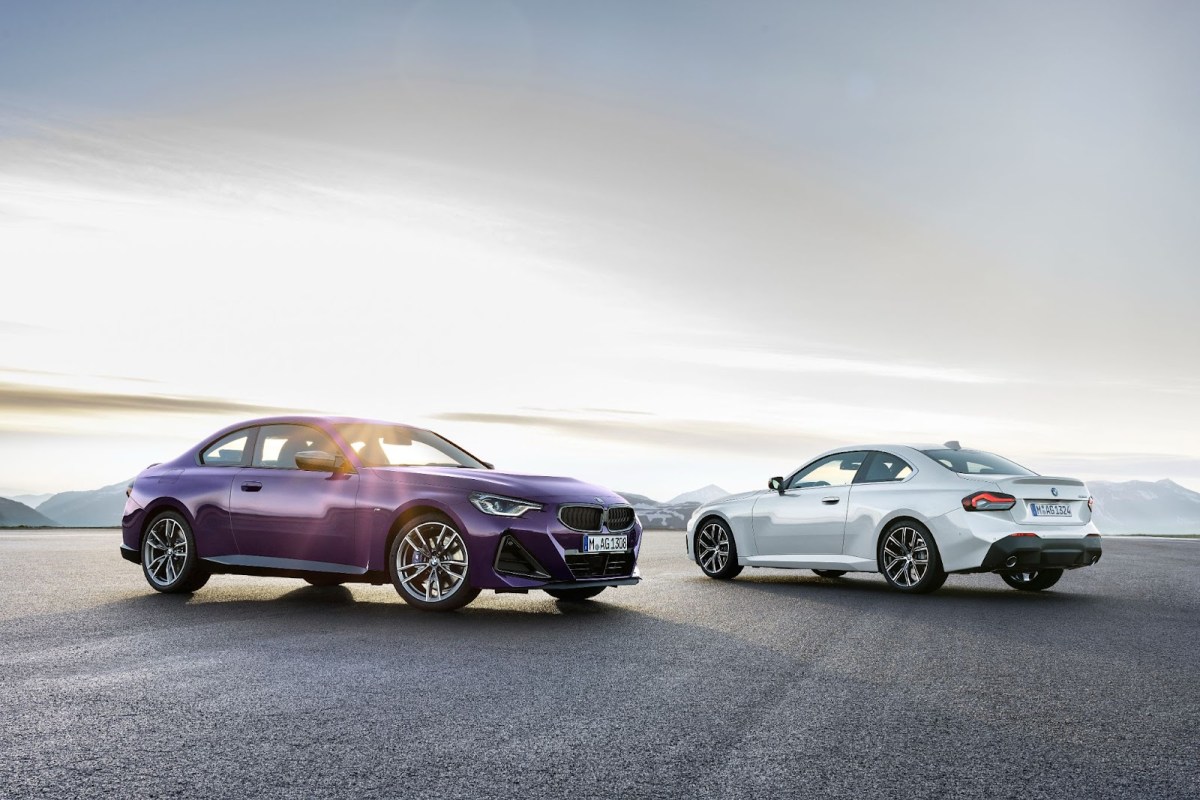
[966, 475, 1092, 526]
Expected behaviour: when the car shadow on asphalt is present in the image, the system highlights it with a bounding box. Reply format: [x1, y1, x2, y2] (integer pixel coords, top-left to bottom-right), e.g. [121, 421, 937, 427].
[101, 580, 651, 632]
[709, 571, 1101, 605]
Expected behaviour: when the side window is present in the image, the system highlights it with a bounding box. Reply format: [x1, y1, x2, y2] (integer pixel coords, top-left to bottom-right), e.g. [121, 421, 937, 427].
[199, 430, 251, 467]
[857, 451, 914, 484]
[787, 451, 867, 489]
[253, 424, 342, 470]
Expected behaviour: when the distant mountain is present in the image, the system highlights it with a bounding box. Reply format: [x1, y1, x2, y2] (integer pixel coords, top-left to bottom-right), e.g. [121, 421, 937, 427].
[1089, 480, 1200, 535]
[0, 497, 58, 527]
[667, 484, 731, 506]
[36, 481, 129, 527]
[5, 476, 1197, 533]
[9, 493, 53, 509]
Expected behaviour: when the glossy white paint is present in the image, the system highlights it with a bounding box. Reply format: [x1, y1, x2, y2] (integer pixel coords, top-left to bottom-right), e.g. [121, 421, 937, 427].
[685, 444, 1100, 574]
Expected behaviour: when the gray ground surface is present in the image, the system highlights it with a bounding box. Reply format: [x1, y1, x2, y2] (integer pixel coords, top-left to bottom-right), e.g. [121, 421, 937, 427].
[1, 531, 1197, 799]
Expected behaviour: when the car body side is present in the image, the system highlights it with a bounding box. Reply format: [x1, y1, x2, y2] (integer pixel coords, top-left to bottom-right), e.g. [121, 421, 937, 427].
[121, 416, 641, 591]
[685, 445, 1100, 574]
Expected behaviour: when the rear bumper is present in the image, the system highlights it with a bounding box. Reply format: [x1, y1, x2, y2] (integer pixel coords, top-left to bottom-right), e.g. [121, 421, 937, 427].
[980, 536, 1103, 572]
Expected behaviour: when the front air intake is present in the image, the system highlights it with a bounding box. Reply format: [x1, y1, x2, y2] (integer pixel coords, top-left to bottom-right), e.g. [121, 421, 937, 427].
[564, 552, 634, 579]
[605, 506, 636, 532]
[557, 504, 636, 532]
[558, 505, 603, 532]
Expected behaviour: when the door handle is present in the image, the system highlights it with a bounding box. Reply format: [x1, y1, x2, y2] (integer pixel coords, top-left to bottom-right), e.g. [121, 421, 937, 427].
[241, 481, 263, 492]
[821, 496, 840, 504]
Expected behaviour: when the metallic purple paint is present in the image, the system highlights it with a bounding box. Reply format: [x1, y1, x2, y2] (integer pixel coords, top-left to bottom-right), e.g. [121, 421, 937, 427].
[120, 416, 641, 602]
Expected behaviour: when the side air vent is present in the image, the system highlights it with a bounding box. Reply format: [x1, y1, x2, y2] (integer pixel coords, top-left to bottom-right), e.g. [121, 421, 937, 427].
[494, 535, 551, 579]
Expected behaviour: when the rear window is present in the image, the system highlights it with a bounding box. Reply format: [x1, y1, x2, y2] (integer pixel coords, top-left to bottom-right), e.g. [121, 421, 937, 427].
[921, 449, 1035, 476]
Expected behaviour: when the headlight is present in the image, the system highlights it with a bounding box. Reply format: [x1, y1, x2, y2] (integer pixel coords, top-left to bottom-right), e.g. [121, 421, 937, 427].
[469, 492, 543, 517]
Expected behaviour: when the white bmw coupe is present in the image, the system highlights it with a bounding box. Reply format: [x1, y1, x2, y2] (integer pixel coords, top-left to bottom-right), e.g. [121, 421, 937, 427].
[687, 443, 1102, 593]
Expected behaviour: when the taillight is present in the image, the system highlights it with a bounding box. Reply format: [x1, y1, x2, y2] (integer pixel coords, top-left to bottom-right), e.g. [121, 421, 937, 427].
[962, 491, 1017, 511]
[1088, 496, 1094, 512]
[1010, 532, 1039, 538]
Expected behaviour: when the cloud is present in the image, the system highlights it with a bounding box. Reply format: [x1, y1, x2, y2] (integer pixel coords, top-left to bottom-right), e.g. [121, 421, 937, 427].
[432, 410, 839, 459]
[0, 381, 302, 422]
[1034, 452, 1200, 481]
[648, 345, 1005, 385]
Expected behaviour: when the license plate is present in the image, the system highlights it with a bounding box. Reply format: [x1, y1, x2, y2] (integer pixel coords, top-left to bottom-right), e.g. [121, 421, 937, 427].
[1030, 503, 1072, 517]
[583, 534, 628, 552]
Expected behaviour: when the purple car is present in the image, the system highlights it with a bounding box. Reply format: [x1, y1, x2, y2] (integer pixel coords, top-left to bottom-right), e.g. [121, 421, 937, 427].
[120, 416, 641, 610]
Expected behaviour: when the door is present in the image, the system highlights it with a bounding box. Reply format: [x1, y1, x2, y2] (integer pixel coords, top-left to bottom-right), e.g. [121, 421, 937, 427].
[752, 451, 867, 556]
[229, 424, 361, 568]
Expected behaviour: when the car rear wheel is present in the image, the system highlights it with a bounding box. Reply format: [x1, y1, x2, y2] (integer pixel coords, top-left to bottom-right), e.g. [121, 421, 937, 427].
[812, 569, 847, 579]
[544, 586, 606, 601]
[389, 514, 481, 611]
[696, 519, 743, 580]
[1001, 569, 1063, 592]
[141, 511, 209, 594]
[878, 520, 947, 594]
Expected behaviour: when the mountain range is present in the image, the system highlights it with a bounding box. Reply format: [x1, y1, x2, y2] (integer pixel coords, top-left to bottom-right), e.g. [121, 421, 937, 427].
[1, 478, 1199, 534]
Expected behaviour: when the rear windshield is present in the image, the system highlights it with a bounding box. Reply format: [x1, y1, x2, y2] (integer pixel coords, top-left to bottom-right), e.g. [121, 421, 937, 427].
[921, 449, 1035, 476]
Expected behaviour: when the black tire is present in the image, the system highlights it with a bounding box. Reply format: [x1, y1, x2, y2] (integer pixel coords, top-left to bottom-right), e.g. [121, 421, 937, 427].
[1001, 569, 1063, 592]
[544, 586, 606, 602]
[388, 513, 481, 611]
[877, 520, 947, 594]
[141, 511, 209, 594]
[304, 574, 346, 587]
[812, 569, 847, 579]
[695, 518, 743, 580]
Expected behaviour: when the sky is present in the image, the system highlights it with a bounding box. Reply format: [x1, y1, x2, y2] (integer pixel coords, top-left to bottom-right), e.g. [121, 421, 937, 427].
[1, 1, 1199, 499]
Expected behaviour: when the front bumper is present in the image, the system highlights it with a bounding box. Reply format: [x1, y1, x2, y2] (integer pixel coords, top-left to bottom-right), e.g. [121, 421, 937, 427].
[980, 535, 1103, 572]
[485, 531, 640, 591]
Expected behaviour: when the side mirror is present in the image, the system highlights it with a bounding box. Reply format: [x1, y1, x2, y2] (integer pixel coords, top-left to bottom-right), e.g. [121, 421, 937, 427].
[768, 476, 784, 494]
[296, 450, 344, 472]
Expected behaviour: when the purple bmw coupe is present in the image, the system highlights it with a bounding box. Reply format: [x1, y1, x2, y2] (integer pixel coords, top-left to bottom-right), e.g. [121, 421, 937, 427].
[120, 416, 641, 610]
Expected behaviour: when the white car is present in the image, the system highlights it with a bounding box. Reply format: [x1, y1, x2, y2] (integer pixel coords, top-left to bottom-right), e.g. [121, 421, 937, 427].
[686, 443, 1103, 593]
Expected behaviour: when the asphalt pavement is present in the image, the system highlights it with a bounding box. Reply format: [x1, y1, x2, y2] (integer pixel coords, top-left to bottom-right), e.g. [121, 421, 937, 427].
[1, 530, 1197, 799]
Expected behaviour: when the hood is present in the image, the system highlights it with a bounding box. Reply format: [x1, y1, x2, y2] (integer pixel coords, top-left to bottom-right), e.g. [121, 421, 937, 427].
[367, 466, 628, 504]
[698, 488, 763, 509]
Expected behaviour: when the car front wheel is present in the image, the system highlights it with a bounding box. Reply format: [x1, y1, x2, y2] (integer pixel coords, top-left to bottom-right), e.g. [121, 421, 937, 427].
[1001, 569, 1063, 592]
[389, 514, 481, 611]
[141, 511, 209, 594]
[878, 520, 947, 594]
[695, 519, 743, 580]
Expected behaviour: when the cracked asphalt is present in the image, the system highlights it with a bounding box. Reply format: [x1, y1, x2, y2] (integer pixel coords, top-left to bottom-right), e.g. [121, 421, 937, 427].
[1, 531, 1197, 799]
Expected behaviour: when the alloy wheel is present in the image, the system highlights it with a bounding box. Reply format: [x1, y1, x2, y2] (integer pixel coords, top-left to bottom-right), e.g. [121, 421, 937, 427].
[697, 522, 731, 574]
[881, 526, 930, 588]
[143, 516, 189, 587]
[395, 522, 469, 603]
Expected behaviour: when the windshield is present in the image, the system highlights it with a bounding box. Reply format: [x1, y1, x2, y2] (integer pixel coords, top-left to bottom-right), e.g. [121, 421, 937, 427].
[335, 424, 487, 469]
[921, 449, 1035, 476]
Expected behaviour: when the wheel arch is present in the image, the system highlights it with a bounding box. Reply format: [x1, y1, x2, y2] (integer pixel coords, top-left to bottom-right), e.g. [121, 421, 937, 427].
[381, 501, 466, 571]
[691, 512, 735, 562]
[137, 498, 196, 547]
[874, 513, 938, 566]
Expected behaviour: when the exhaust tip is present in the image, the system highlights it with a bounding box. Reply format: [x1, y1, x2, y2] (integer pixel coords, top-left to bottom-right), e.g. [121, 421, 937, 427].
[1004, 556, 1018, 568]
